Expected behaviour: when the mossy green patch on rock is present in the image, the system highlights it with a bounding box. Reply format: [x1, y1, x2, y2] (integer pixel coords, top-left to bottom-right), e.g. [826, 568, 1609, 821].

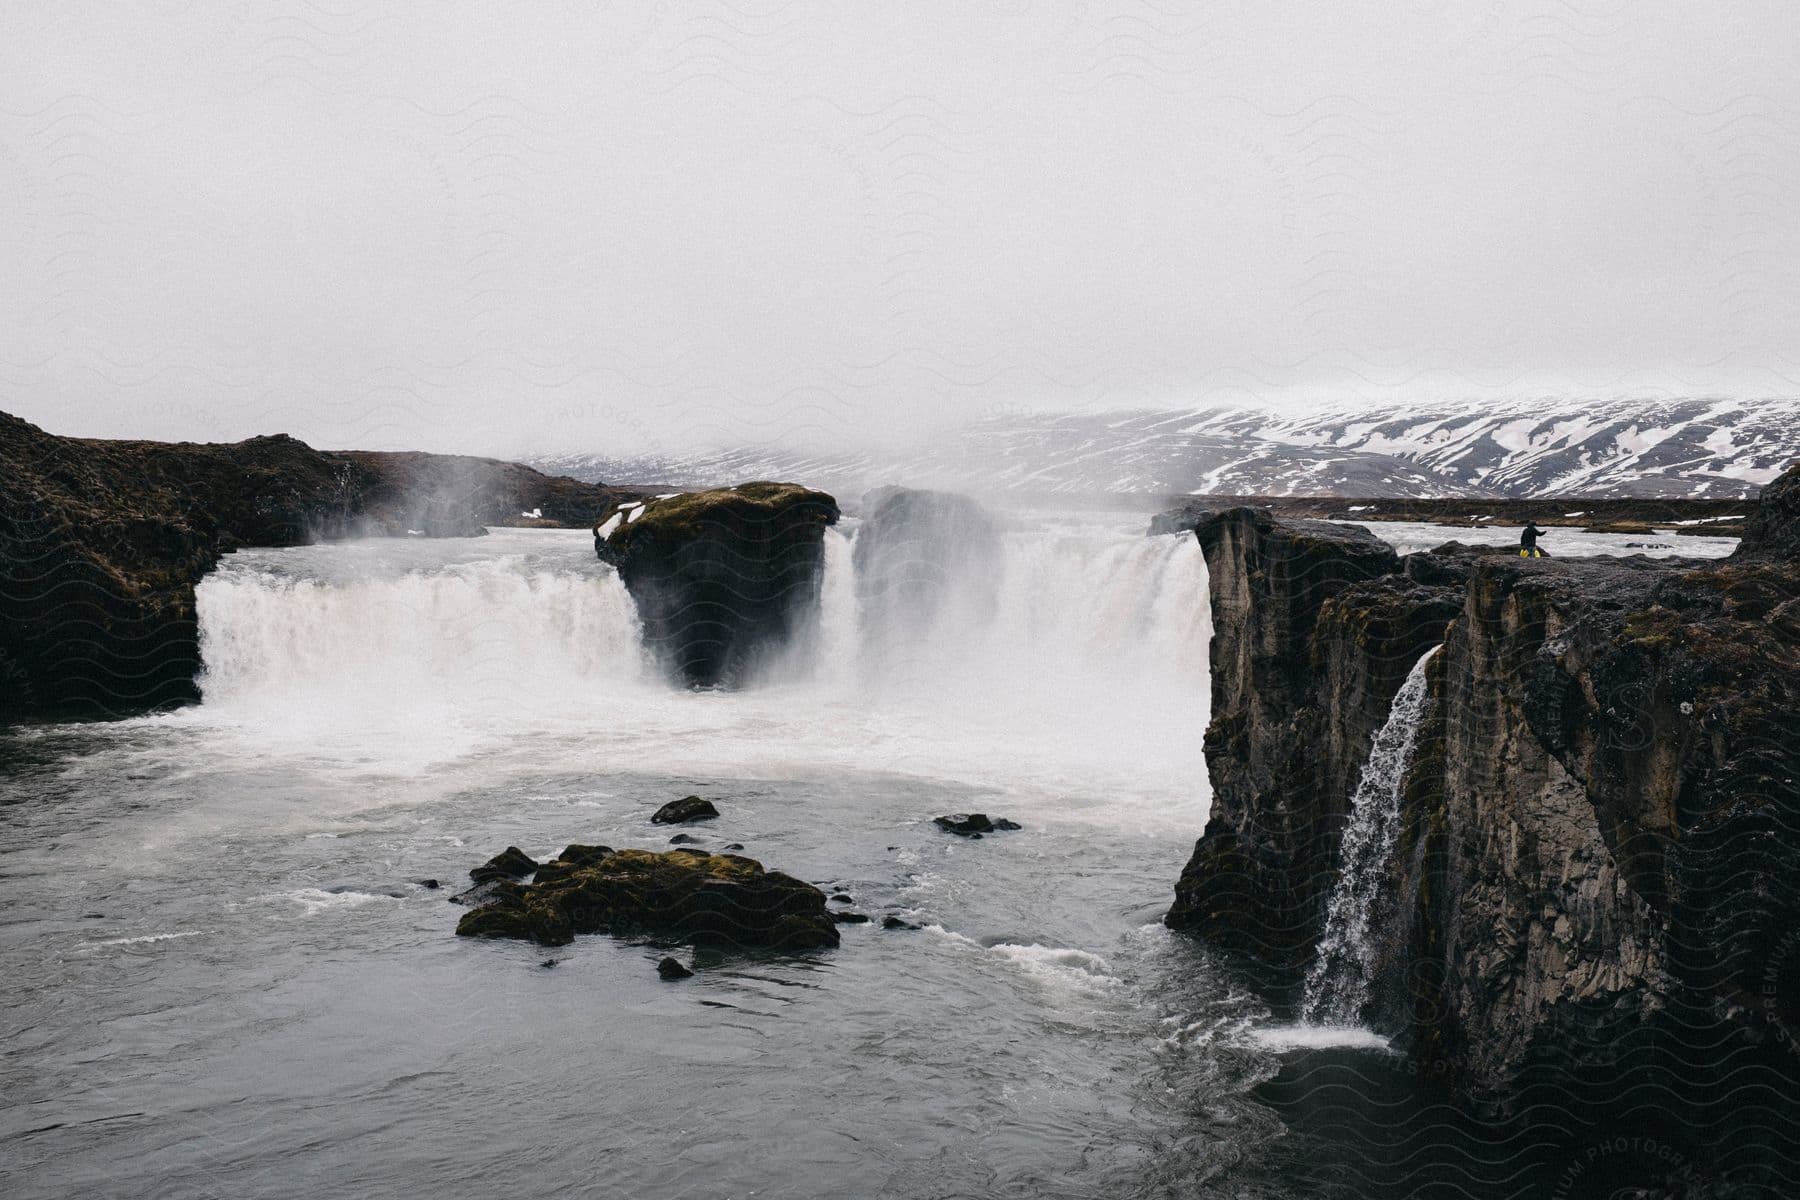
[598, 482, 835, 556]
[455, 845, 840, 951]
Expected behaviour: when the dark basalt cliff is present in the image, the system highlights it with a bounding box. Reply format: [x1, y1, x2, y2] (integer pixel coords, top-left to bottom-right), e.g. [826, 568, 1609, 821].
[595, 483, 839, 688]
[1164, 463, 1800, 1186]
[1165, 509, 1462, 973]
[0, 411, 641, 720]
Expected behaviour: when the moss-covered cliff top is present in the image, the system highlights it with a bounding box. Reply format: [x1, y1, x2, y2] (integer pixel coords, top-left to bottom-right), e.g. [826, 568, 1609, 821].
[596, 481, 839, 553]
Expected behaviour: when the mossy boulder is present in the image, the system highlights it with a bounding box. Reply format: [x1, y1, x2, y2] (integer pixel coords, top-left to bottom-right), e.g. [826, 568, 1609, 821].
[594, 482, 840, 688]
[469, 846, 539, 883]
[455, 845, 840, 951]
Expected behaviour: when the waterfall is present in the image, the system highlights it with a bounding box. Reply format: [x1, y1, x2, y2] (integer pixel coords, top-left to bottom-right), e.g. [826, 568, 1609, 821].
[1301, 646, 1440, 1026]
[183, 516, 1211, 803]
[195, 551, 648, 719]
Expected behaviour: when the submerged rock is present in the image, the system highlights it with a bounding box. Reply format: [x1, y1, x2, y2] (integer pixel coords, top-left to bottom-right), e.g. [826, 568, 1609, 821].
[882, 916, 921, 931]
[593, 482, 840, 688]
[932, 813, 1022, 836]
[831, 911, 870, 924]
[657, 956, 694, 980]
[456, 846, 840, 951]
[652, 795, 720, 825]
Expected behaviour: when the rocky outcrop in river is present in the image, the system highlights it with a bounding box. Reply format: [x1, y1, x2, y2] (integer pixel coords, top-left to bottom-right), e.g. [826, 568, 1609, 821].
[1164, 462, 1800, 1186]
[0, 410, 641, 721]
[595, 483, 839, 688]
[456, 844, 840, 951]
[853, 487, 1000, 643]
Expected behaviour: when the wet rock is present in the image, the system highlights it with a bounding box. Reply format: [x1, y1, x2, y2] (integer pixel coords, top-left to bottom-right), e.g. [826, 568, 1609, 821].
[722, 843, 744, 852]
[831, 911, 870, 925]
[657, 956, 694, 980]
[1737, 458, 1800, 557]
[529, 843, 615, 887]
[882, 916, 920, 930]
[829, 892, 853, 903]
[539, 958, 560, 969]
[457, 847, 840, 952]
[594, 483, 840, 688]
[652, 795, 720, 825]
[419, 878, 440, 890]
[668, 833, 703, 845]
[932, 813, 1022, 836]
[469, 846, 538, 884]
[1167, 474, 1800, 1167]
[854, 487, 1001, 650]
[1166, 507, 1451, 969]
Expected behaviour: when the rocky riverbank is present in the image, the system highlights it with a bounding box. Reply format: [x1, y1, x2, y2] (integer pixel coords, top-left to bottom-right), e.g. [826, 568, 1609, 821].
[1163, 461, 1800, 1189]
[0, 411, 643, 721]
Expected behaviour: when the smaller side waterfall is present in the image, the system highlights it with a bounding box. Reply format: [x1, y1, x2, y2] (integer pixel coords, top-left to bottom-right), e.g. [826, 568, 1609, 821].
[1301, 646, 1441, 1026]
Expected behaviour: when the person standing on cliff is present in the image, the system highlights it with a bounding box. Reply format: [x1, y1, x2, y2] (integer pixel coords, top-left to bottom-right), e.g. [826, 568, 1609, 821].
[1520, 521, 1546, 557]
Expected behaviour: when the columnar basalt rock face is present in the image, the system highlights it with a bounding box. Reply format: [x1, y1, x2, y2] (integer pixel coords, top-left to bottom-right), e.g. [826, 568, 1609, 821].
[0, 410, 640, 721]
[1391, 558, 1681, 1075]
[595, 483, 840, 688]
[1165, 465, 1800, 1181]
[1165, 508, 1461, 975]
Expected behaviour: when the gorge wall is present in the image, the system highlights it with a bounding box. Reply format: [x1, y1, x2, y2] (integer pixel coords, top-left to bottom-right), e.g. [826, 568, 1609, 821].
[0, 411, 642, 720]
[1167, 463, 1800, 1184]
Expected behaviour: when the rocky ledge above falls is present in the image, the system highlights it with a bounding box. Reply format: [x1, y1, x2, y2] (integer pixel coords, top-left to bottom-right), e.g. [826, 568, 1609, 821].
[1162, 464, 1800, 1181]
[0, 410, 643, 721]
[594, 483, 840, 688]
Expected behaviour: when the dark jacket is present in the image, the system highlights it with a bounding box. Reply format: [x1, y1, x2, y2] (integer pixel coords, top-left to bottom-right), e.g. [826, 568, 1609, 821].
[1521, 522, 1546, 548]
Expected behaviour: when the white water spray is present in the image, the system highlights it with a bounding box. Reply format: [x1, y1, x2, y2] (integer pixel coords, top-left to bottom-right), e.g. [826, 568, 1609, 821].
[1301, 645, 1440, 1026]
[183, 518, 1211, 809]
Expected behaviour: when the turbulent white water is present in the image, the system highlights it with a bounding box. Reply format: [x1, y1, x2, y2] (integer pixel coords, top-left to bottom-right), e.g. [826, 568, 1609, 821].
[1302, 646, 1440, 1026]
[188, 513, 1212, 815]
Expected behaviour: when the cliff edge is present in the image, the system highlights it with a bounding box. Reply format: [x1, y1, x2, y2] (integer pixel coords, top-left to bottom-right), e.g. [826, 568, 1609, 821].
[1164, 462, 1800, 1188]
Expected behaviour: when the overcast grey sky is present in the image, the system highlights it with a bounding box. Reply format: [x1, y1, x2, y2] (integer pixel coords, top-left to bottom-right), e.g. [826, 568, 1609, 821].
[2, 2, 1797, 457]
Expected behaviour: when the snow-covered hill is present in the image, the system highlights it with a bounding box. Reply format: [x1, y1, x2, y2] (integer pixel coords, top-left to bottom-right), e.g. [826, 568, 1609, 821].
[530, 398, 1800, 500]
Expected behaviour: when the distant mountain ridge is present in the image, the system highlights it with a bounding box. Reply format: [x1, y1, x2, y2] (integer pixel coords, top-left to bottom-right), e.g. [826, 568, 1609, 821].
[532, 398, 1800, 499]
